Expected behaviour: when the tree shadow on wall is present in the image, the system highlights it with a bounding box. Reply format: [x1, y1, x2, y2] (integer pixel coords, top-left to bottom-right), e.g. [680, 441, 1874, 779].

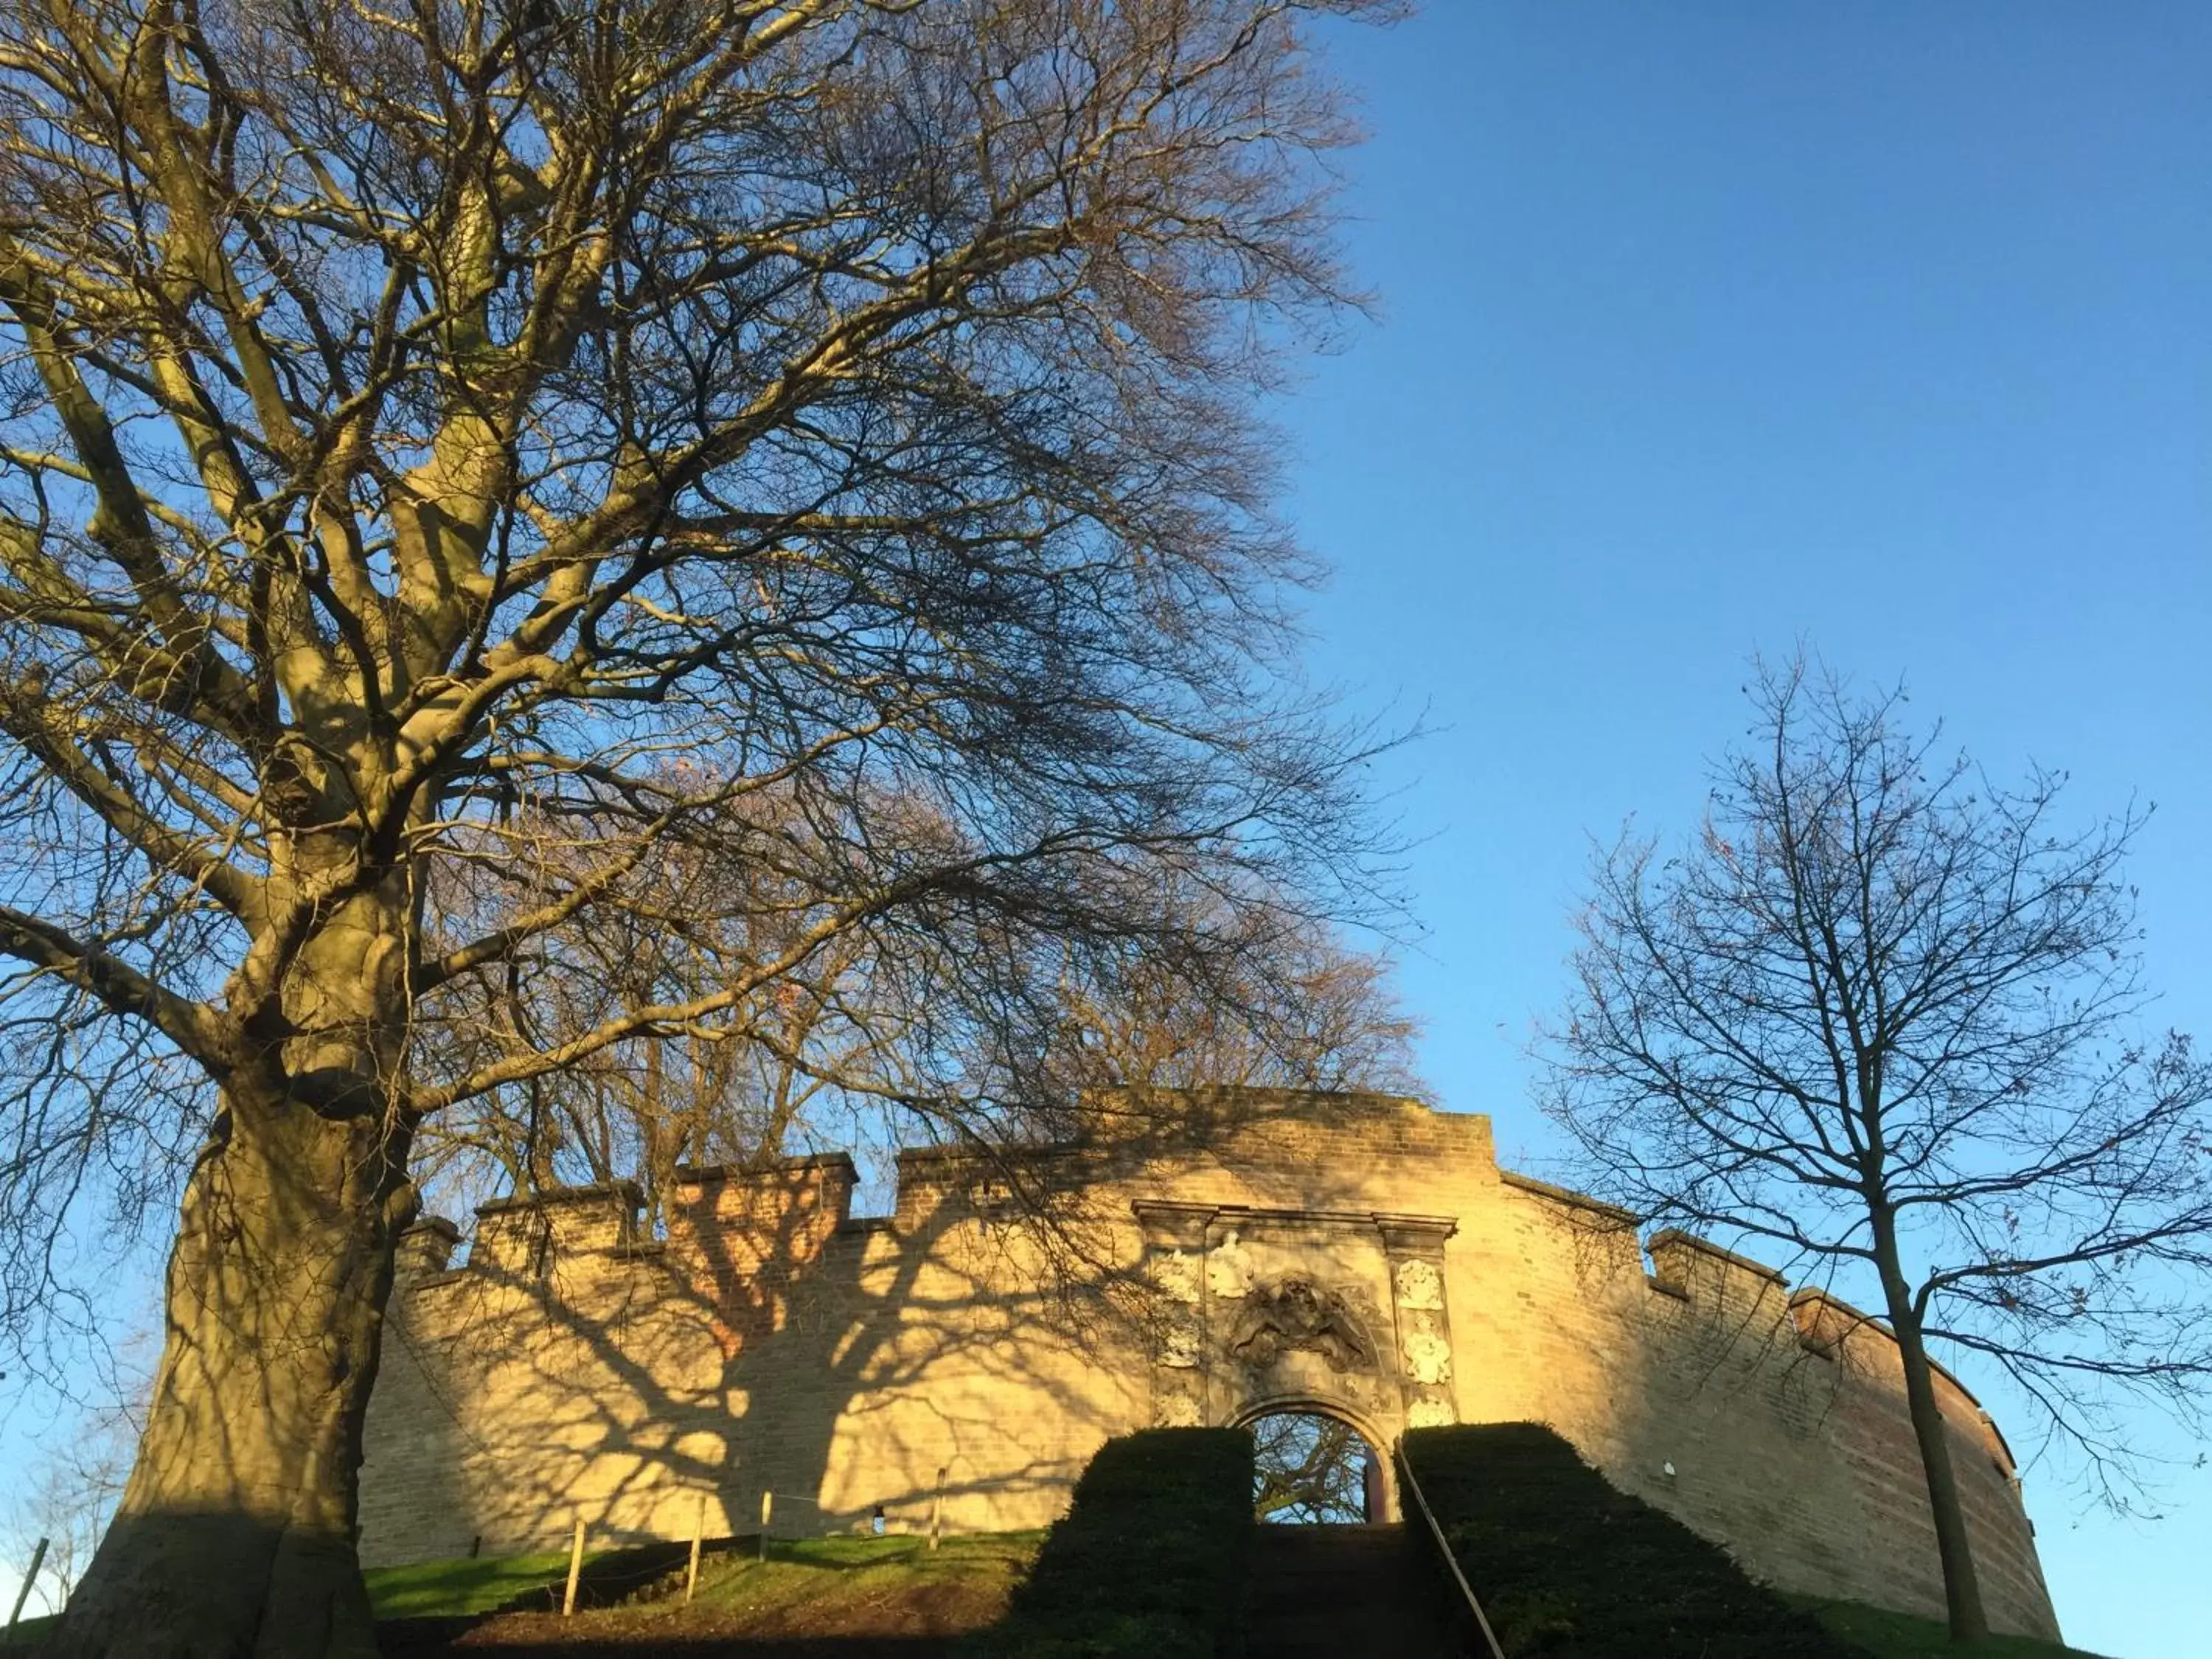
[359, 1086, 2067, 1650]
[362, 1128, 1180, 1574]
[361, 1087, 1432, 1576]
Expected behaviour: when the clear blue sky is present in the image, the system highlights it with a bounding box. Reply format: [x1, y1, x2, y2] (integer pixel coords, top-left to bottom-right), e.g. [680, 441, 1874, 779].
[1287, 6, 2210, 1655]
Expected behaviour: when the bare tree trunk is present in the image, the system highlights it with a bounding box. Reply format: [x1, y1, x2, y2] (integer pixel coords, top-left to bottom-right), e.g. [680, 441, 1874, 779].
[1872, 1208, 1990, 1646]
[47, 1076, 414, 1659]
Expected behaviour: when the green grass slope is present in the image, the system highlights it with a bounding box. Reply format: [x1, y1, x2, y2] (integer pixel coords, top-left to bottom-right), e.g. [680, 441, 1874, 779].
[364, 1530, 1037, 1618]
[681, 1533, 1038, 1632]
[364, 1548, 584, 1618]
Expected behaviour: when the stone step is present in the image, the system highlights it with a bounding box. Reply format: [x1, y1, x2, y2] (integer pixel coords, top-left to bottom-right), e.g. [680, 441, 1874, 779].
[1243, 1523, 1466, 1659]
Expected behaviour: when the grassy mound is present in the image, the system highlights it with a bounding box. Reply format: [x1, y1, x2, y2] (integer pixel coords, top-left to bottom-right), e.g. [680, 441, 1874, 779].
[1402, 1422, 1865, 1658]
[958, 1427, 1253, 1659]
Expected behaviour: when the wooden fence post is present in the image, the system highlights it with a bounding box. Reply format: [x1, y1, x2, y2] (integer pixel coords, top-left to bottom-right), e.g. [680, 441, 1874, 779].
[759, 1490, 773, 1562]
[561, 1513, 586, 1617]
[928, 1468, 946, 1552]
[5, 1538, 49, 1641]
[686, 1492, 706, 1602]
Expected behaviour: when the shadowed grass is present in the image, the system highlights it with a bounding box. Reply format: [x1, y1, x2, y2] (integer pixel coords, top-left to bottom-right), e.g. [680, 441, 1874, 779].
[1405, 1423, 1868, 1659]
[16, 1534, 2126, 1655]
[358, 1531, 1042, 1653]
[3, 1611, 57, 1645]
[957, 1428, 1255, 1659]
[1798, 1596, 2115, 1659]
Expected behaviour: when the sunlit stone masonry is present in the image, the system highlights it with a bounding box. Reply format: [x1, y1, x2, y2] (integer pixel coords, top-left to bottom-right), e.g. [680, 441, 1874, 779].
[360, 1088, 2060, 1641]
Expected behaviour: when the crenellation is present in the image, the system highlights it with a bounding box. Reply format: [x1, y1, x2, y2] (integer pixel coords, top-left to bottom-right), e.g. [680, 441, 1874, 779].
[672, 1155, 855, 1230]
[1644, 1228, 1792, 1308]
[394, 1214, 462, 1281]
[361, 1088, 2062, 1643]
[472, 1179, 644, 1271]
[1496, 1167, 1638, 1225]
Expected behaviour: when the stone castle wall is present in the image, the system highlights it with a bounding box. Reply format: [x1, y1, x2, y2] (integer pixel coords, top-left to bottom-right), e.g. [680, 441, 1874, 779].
[358, 1090, 2060, 1640]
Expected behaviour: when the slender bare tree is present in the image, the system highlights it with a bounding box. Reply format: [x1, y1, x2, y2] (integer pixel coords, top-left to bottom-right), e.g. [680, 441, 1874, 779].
[1540, 657, 2212, 1646]
[409, 793, 914, 1223]
[2, 1385, 145, 1614]
[0, 1, 1405, 1649]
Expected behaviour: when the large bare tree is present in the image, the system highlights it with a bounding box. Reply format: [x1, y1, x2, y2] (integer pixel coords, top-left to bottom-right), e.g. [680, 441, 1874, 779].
[0, 1, 1402, 1650]
[1540, 658, 2212, 1646]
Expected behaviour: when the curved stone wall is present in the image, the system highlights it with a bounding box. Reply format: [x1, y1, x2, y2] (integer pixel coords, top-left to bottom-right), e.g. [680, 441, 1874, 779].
[359, 1089, 2059, 1641]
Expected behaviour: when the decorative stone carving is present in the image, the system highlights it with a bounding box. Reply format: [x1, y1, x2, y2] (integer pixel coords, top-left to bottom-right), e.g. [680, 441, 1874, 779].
[1228, 1280, 1371, 1373]
[1206, 1230, 1254, 1299]
[1146, 1248, 1205, 1368]
[1403, 1324, 1453, 1387]
[1150, 1248, 1202, 1305]
[1394, 1258, 1444, 1312]
[1385, 1237, 1457, 1425]
[1155, 1391, 1204, 1427]
[1159, 1312, 1202, 1369]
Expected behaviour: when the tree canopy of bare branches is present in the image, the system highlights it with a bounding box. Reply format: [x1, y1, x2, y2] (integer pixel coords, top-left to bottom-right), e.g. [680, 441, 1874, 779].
[415, 848, 1425, 1227]
[1539, 657, 2212, 1646]
[0, 1, 1403, 1649]
[1250, 1410, 1371, 1524]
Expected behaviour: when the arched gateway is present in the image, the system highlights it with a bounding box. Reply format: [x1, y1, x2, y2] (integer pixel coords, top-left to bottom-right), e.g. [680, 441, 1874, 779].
[1240, 1402, 1388, 1525]
[1130, 1194, 1458, 1528]
[361, 1088, 2063, 1642]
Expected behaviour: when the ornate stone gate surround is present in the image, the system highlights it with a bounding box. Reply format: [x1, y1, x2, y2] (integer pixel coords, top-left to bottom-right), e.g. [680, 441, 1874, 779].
[1135, 1200, 1458, 1521]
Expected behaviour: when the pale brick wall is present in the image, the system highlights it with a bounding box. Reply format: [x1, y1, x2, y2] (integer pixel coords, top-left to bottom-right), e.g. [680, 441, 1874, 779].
[358, 1088, 2059, 1641]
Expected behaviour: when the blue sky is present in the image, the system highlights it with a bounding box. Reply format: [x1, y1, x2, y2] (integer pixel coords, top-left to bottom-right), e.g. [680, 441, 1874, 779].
[1285, 6, 2209, 1655]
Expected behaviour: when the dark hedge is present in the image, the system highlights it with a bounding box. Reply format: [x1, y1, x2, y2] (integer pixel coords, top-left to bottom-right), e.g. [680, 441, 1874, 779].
[957, 1427, 1253, 1659]
[1402, 1422, 1867, 1659]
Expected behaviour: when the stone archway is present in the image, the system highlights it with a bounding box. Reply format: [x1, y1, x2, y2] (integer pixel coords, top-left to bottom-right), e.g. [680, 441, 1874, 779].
[1134, 1198, 1461, 1528]
[1233, 1392, 1399, 1523]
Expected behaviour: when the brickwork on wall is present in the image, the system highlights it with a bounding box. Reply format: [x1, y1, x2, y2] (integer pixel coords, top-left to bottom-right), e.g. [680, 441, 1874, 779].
[358, 1088, 2060, 1641]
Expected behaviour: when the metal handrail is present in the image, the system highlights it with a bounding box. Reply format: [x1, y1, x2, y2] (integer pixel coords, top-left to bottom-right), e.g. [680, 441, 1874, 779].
[1394, 1437, 1507, 1659]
